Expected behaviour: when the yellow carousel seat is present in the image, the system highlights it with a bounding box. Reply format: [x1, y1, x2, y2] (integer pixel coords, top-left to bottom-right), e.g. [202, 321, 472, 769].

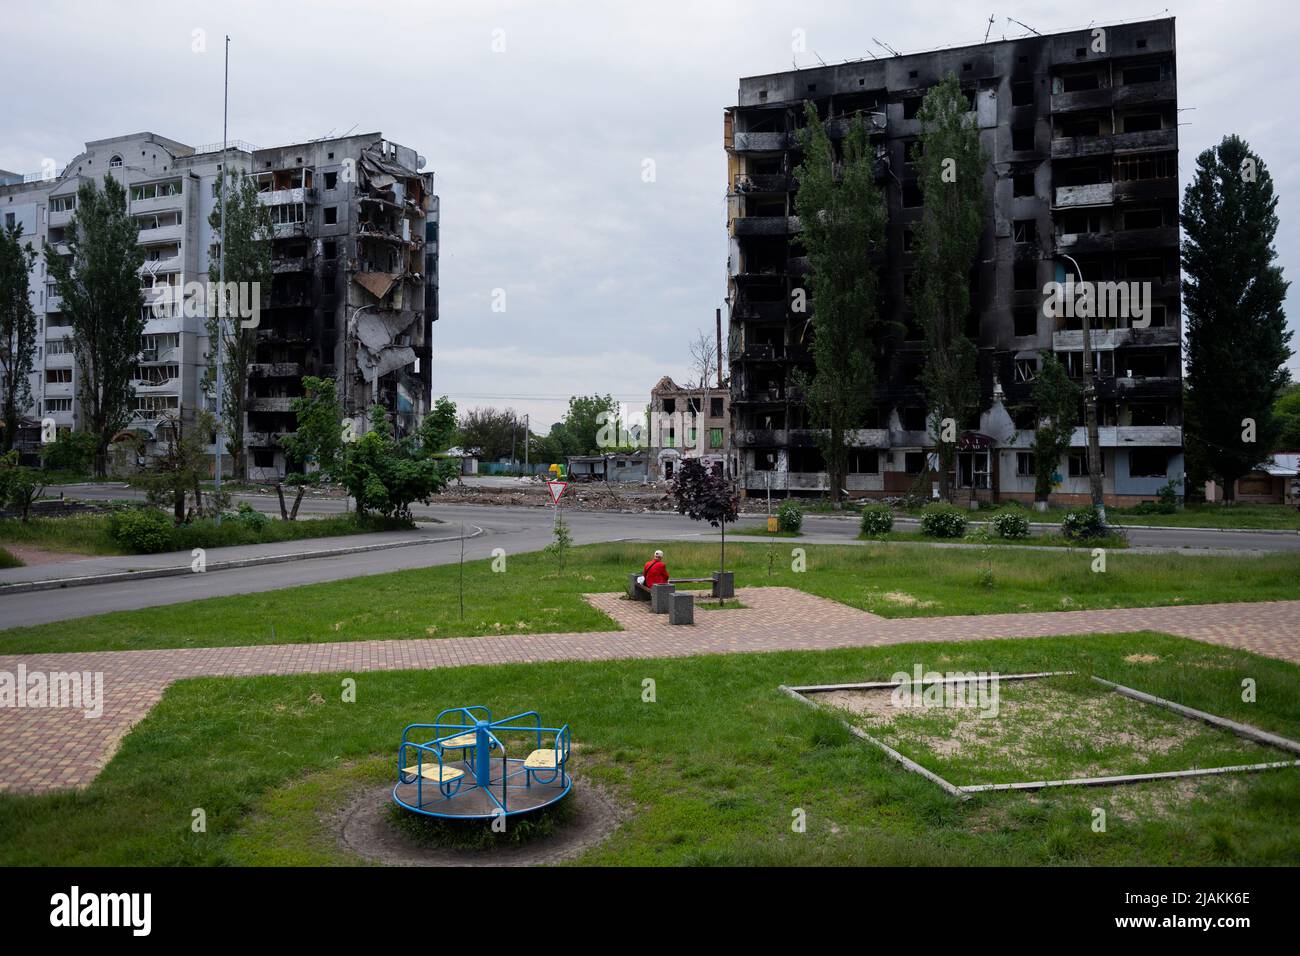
[402, 763, 465, 782]
[524, 749, 562, 770]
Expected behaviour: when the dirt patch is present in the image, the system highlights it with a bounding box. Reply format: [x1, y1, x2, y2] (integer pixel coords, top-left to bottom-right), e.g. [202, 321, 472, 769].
[1, 546, 86, 566]
[876, 591, 937, 609]
[1124, 654, 1161, 664]
[337, 779, 626, 866]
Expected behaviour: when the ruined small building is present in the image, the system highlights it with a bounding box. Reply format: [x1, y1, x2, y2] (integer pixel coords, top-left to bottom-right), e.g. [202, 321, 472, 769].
[0, 131, 438, 479]
[649, 375, 731, 480]
[725, 18, 1183, 504]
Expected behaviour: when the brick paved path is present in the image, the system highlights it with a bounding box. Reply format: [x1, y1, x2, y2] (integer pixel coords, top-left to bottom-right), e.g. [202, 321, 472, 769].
[1, 588, 1297, 793]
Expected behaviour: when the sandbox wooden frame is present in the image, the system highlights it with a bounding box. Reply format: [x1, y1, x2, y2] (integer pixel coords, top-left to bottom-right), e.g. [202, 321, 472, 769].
[780, 672, 1300, 801]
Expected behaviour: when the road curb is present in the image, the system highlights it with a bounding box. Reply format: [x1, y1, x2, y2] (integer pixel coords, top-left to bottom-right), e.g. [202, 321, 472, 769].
[0, 525, 483, 596]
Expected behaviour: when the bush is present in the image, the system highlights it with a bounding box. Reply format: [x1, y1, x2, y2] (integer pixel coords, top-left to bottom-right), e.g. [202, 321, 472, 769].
[920, 503, 968, 539]
[989, 510, 1030, 539]
[859, 504, 894, 536]
[776, 501, 803, 533]
[232, 502, 270, 532]
[107, 508, 175, 554]
[40, 430, 96, 475]
[1129, 500, 1176, 516]
[1061, 505, 1108, 540]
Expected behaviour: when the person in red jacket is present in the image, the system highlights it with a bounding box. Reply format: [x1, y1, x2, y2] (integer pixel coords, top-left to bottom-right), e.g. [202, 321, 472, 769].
[639, 549, 669, 589]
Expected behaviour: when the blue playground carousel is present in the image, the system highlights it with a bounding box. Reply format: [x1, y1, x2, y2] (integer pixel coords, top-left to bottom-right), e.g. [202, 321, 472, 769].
[393, 706, 572, 819]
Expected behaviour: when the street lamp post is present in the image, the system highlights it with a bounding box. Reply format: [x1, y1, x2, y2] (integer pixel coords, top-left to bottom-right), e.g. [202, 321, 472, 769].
[1057, 253, 1106, 527]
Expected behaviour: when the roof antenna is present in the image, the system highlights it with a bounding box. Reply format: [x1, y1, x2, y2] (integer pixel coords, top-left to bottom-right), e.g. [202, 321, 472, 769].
[1006, 16, 1041, 36]
[812, 50, 827, 66]
[872, 37, 900, 56]
[984, 14, 995, 44]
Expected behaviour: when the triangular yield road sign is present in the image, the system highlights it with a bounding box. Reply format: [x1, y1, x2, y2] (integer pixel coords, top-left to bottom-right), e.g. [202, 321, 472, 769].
[546, 480, 568, 504]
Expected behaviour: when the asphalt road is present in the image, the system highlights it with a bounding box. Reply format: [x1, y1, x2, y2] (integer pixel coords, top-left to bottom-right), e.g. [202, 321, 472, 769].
[1, 483, 1295, 630]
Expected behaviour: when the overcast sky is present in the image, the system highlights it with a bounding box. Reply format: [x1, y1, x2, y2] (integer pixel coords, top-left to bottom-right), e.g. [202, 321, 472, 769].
[2, 1, 1297, 432]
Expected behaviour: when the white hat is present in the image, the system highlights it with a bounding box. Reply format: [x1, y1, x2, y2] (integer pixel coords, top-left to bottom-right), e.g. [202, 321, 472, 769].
[654, 549, 664, 558]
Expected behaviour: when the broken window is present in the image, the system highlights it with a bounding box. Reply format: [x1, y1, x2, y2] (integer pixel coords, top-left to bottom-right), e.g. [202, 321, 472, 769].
[1014, 358, 1037, 382]
[1011, 79, 1034, 106]
[753, 449, 778, 470]
[1122, 63, 1165, 85]
[1013, 219, 1038, 244]
[710, 397, 724, 417]
[1014, 307, 1038, 337]
[1123, 208, 1165, 230]
[1057, 71, 1101, 93]
[1122, 256, 1165, 280]
[902, 182, 923, 208]
[1011, 126, 1035, 151]
[1013, 172, 1036, 197]
[1129, 404, 1169, 426]
[1013, 262, 1038, 291]
[848, 449, 879, 474]
[1059, 210, 1103, 234]
[1016, 452, 1035, 476]
[1068, 453, 1090, 477]
[1129, 449, 1169, 478]
[324, 171, 338, 190]
[323, 207, 338, 225]
[323, 240, 337, 260]
[902, 407, 927, 431]
[1058, 115, 1101, 137]
[902, 95, 924, 119]
[904, 452, 927, 475]
[1113, 153, 1176, 182]
[1120, 113, 1162, 133]
[662, 398, 675, 415]
[1124, 352, 1168, 378]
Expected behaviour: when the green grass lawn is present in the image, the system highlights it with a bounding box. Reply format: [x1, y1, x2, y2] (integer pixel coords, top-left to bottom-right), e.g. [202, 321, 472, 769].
[1001, 502, 1300, 531]
[2, 541, 1298, 654]
[856, 530, 1129, 549]
[0, 511, 412, 558]
[1, 631, 1296, 866]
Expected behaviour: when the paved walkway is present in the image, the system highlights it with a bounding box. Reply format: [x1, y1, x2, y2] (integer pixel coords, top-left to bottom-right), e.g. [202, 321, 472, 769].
[1, 588, 1297, 793]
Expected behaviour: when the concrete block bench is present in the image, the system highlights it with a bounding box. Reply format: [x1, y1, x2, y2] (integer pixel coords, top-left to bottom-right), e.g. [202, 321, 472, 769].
[669, 592, 694, 625]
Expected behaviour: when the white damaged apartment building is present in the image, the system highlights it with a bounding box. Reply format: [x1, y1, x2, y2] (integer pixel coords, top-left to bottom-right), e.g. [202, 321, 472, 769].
[0, 130, 438, 479]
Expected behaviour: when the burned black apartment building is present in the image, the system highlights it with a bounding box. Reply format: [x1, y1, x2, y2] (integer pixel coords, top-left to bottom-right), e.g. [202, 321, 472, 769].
[724, 18, 1183, 504]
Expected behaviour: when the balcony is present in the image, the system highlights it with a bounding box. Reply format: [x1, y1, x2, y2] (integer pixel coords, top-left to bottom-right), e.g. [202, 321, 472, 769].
[257, 187, 318, 207]
[133, 378, 181, 394]
[735, 428, 788, 447]
[1113, 79, 1176, 109]
[1054, 183, 1113, 207]
[131, 191, 184, 215]
[48, 206, 75, 229]
[272, 257, 311, 275]
[1051, 127, 1176, 159]
[139, 256, 183, 276]
[733, 173, 792, 194]
[248, 397, 295, 413]
[1113, 225, 1179, 252]
[1053, 327, 1178, 351]
[733, 215, 801, 237]
[248, 362, 304, 378]
[731, 131, 794, 152]
[1050, 87, 1113, 114]
[137, 346, 181, 365]
[137, 223, 184, 245]
[1067, 425, 1182, 447]
[272, 222, 309, 239]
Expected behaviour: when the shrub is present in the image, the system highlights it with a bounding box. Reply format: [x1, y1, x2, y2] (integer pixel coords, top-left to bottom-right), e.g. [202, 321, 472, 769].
[920, 503, 968, 539]
[1130, 500, 1176, 516]
[859, 504, 894, 536]
[776, 501, 803, 533]
[40, 430, 96, 475]
[989, 510, 1030, 539]
[1061, 505, 1108, 540]
[107, 508, 175, 554]
[233, 502, 270, 532]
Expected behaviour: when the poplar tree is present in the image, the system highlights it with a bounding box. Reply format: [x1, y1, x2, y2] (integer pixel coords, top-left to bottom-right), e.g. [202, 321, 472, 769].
[1182, 135, 1292, 502]
[792, 103, 887, 503]
[0, 223, 37, 452]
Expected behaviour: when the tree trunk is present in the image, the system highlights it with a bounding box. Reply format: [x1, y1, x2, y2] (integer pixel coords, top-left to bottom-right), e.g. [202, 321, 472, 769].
[290, 485, 305, 520]
[173, 487, 185, 524]
[274, 483, 289, 520]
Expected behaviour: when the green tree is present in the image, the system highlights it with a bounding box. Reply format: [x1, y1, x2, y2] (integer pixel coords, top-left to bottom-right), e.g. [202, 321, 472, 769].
[670, 457, 739, 579]
[44, 176, 145, 477]
[1274, 384, 1300, 452]
[557, 393, 618, 456]
[0, 223, 38, 452]
[337, 406, 454, 520]
[1028, 352, 1080, 504]
[0, 450, 44, 521]
[457, 406, 521, 461]
[792, 103, 887, 503]
[276, 376, 345, 519]
[1183, 136, 1292, 502]
[129, 411, 216, 524]
[419, 395, 458, 454]
[208, 168, 273, 480]
[913, 75, 987, 502]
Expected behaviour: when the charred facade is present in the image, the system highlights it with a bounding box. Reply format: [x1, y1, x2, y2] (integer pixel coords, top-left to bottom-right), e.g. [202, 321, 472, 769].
[724, 18, 1182, 504]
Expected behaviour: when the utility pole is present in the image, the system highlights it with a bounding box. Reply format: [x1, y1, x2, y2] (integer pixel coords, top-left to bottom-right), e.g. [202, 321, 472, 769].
[213, 34, 229, 526]
[1058, 253, 1106, 526]
[523, 412, 529, 474]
